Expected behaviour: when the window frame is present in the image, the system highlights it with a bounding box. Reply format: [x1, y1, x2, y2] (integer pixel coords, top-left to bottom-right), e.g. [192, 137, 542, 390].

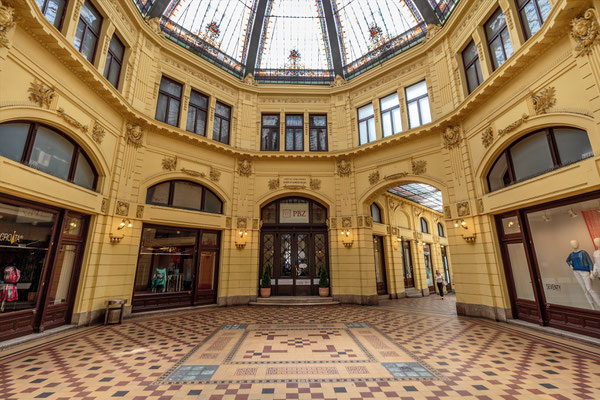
[213, 101, 231, 144]
[186, 89, 209, 136]
[73, 0, 102, 64]
[261, 114, 280, 151]
[155, 76, 183, 127]
[462, 40, 483, 94]
[357, 103, 376, 145]
[370, 203, 382, 224]
[420, 217, 429, 233]
[437, 223, 445, 237]
[37, 0, 68, 30]
[103, 33, 125, 89]
[285, 114, 304, 151]
[516, 0, 550, 40]
[405, 80, 430, 128]
[309, 114, 328, 152]
[379, 92, 402, 137]
[146, 180, 223, 214]
[485, 8, 512, 71]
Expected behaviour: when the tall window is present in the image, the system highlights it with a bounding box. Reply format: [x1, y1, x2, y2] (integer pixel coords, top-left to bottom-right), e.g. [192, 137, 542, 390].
[73, 1, 102, 63]
[358, 103, 376, 145]
[155, 76, 182, 127]
[487, 127, 593, 192]
[213, 101, 231, 144]
[437, 223, 445, 237]
[517, 0, 551, 40]
[406, 81, 432, 129]
[420, 217, 429, 233]
[146, 180, 223, 214]
[36, 0, 68, 29]
[103, 34, 125, 88]
[309, 115, 327, 151]
[261, 114, 280, 151]
[371, 203, 382, 223]
[380, 93, 402, 137]
[186, 90, 208, 136]
[462, 41, 483, 94]
[0, 122, 98, 190]
[285, 115, 303, 151]
[485, 8, 514, 71]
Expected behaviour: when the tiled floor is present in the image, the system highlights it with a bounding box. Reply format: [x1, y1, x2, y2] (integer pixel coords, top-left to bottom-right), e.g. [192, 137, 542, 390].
[2, 294, 600, 399]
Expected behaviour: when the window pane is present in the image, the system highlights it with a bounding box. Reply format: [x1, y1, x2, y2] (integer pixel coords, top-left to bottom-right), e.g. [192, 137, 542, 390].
[198, 251, 216, 290]
[186, 107, 197, 133]
[380, 93, 399, 110]
[146, 182, 170, 205]
[0, 123, 29, 162]
[539, 0, 551, 20]
[212, 118, 221, 140]
[485, 9, 506, 38]
[368, 118, 376, 142]
[371, 204, 381, 223]
[312, 203, 327, 223]
[408, 101, 420, 128]
[554, 128, 593, 165]
[510, 132, 554, 181]
[172, 181, 203, 210]
[382, 112, 392, 137]
[462, 41, 478, 65]
[73, 20, 85, 52]
[80, 1, 101, 32]
[505, 243, 536, 301]
[80, 30, 97, 62]
[285, 129, 294, 150]
[358, 104, 374, 119]
[489, 37, 506, 69]
[488, 153, 511, 191]
[203, 189, 222, 214]
[392, 108, 402, 134]
[501, 29, 514, 58]
[47, 244, 77, 304]
[521, 3, 541, 38]
[160, 77, 182, 97]
[215, 102, 230, 118]
[262, 203, 276, 223]
[195, 109, 207, 135]
[406, 81, 427, 100]
[419, 97, 432, 125]
[155, 94, 167, 122]
[44, 0, 67, 29]
[466, 64, 479, 93]
[220, 119, 229, 143]
[73, 154, 95, 190]
[262, 115, 279, 126]
[108, 35, 125, 60]
[286, 115, 303, 127]
[107, 59, 121, 87]
[309, 129, 318, 151]
[190, 91, 208, 109]
[167, 99, 180, 126]
[310, 115, 326, 126]
[30, 126, 74, 180]
[359, 121, 368, 145]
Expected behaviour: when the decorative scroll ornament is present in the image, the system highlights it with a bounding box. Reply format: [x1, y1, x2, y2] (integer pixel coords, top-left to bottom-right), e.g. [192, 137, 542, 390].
[209, 167, 221, 182]
[161, 156, 177, 171]
[341, 217, 352, 228]
[330, 75, 346, 88]
[531, 86, 556, 115]
[411, 160, 427, 175]
[237, 159, 252, 177]
[571, 9, 600, 57]
[423, 24, 442, 42]
[57, 108, 88, 133]
[136, 205, 144, 219]
[92, 121, 105, 144]
[241, 73, 257, 86]
[0, 0, 15, 48]
[310, 178, 321, 190]
[237, 217, 247, 229]
[457, 201, 471, 217]
[368, 171, 380, 185]
[481, 127, 494, 148]
[181, 168, 205, 177]
[144, 16, 165, 37]
[384, 172, 409, 180]
[498, 114, 529, 136]
[126, 123, 143, 148]
[268, 178, 280, 190]
[28, 80, 55, 108]
[443, 126, 461, 149]
[336, 159, 352, 177]
[115, 201, 129, 216]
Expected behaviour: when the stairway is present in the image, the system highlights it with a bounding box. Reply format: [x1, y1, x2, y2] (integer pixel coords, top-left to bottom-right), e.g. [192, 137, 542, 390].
[404, 288, 423, 298]
[249, 296, 340, 306]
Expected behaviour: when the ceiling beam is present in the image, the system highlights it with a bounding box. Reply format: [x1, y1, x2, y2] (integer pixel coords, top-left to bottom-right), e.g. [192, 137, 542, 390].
[147, 0, 172, 19]
[321, 0, 344, 77]
[244, 0, 270, 76]
[411, 0, 441, 25]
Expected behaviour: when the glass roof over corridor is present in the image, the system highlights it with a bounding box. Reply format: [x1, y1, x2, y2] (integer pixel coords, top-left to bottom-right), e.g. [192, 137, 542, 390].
[388, 183, 443, 213]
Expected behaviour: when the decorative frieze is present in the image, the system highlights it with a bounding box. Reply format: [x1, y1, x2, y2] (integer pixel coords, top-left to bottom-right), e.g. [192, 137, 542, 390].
[237, 159, 252, 177]
[126, 123, 143, 148]
[481, 127, 494, 148]
[57, 107, 88, 133]
[571, 9, 600, 57]
[91, 122, 105, 144]
[115, 201, 129, 217]
[209, 167, 221, 182]
[28, 80, 55, 108]
[0, 0, 15, 48]
[457, 201, 470, 217]
[161, 156, 177, 171]
[336, 159, 352, 177]
[443, 126, 461, 149]
[368, 171, 380, 185]
[268, 178, 280, 190]
[310, 178, 321, 190]
[411, 160, 427, 175]
[531, 86, 556, 115]
[498, 114, 529, 136]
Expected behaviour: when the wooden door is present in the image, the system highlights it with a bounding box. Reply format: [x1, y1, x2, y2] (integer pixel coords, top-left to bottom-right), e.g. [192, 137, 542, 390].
[373, 236, 388, 295]
[402, 240, 414, 288]
[194, 230, 220, 305]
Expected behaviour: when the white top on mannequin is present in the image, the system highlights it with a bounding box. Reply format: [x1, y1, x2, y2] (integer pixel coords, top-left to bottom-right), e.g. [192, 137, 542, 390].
[594, 238, 600, 272]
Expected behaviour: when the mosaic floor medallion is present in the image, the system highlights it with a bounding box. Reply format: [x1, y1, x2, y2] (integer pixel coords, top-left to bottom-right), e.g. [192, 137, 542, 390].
[158, 322, 441, 385]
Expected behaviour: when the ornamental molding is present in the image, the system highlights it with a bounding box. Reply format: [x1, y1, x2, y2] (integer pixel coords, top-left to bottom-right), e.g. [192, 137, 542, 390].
[457, 201, 471, 217]
[444, 206, 452, 220]
[209, 167, 221, 182]
[423, 24, 442, 42]
[181, 168, 205, 178]
[368, 170, 380, 185]
[236, 217, 247, 229]
[497, 114, 529, 136]
[481, 127, 494, 148]
[145, 16, 165, 37]
[241, 73, 257, 86]
[384, 172, 409, 180]
[91, 121, 105, 144]
[126, 123, 143, 148]
[531, 86, 556, 115]
[237, 159, 252, 177]
[341, 217, 352, 228]
[161, 156, 177, 171]
[330, 74, 347, 87]
[101, 198, 109, 214]
[136, 205, 144, 219]
[0, 0, 15, 48]
[443, 126, 461, 149]
[411, 160, 427, 175]
[28, 80, 55, 108]
[310, 178, 321, 190]
[571, 9, 600, 57]
[115, 201, 129, 217]
[57, 107, 88, 134]
[336, 159, 352, 177]
[268, 178, 280, 190]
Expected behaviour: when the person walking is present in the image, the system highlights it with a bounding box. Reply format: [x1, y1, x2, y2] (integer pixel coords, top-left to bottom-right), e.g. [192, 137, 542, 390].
[435, 270, 445, 299]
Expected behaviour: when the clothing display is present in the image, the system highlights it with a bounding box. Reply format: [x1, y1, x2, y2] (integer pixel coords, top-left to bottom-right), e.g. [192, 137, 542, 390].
[1, 266, 21, 312]
[572, 270, 600, 310]
[593, 250, 600, 278]
[151, 268, 167, 292]
[566, 250, 593, 272]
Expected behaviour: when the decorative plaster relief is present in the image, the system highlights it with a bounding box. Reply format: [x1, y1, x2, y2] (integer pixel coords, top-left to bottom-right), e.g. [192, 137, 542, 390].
[28, 80, 55, 108]
[91, 122, 105, 144]
[268, 178, 280, 190]
[336, 159, 352, 177]
[384, 172, 409, 180]
[209, 167, 221, 182]
[101, 198, 108, 214]
[126, 123, 143, 148]
[57, 108, 88, 133]
[0, 0, 15, 48]
[498, 114, 529, 136]
[443, 126, 461, 149]
[531, 86, 556, 115]
[481, 127, 494, 148]
[444, 206, 452, 220]
[161, 156, 177, 171]
[330, 75, 346, 87]
[237, 159, 252, 177]
[241, 73, 257, 86]
[181, 168, 205, 178]
[457, 201, 471, 217]
[226, 217, 232, 228]
[136, 205, 144, 219]
[237, 218, 247, 229]
[115, 201, 129, 217]
[571, 9, 600, 57]
[310, 178, 321, 190]
[411, 160, 427, 175]
[341, 217, 352, 228]
[368, 171, 380, 185]
[330, 218, 337, 229]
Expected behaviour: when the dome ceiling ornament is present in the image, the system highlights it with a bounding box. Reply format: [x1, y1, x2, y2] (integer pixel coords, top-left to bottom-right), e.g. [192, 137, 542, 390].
[571, 8, 600, 57]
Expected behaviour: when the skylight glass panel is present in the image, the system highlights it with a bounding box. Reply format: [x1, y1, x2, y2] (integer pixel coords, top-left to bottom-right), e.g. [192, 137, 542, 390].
[332, 0, 423, 65]
[256, 0, 333, 71]
[388, 183, 443, 213]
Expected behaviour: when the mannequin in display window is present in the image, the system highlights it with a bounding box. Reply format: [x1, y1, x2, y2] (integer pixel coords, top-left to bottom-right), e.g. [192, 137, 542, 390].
[566, 239, 600, 310]
[593, 238, 600, 279]
[1, 265, 21, 312]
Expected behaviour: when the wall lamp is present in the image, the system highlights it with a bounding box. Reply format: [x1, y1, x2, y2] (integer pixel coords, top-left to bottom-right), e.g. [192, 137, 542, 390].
[110, 219, 133, 244]
[117, 218, 133, 230]
[340, 229, 353, 248]
[455, 219, 476, 244]
[454, 219, 468, 230]
[235, 229, 248, 249]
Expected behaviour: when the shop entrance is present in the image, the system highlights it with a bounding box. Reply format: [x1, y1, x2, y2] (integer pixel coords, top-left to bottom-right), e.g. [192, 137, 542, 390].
[373, 236, 388, 295]
[423, 243, 434, 293]
[401, 240, 414, 288]
[260, 197, 329, 296]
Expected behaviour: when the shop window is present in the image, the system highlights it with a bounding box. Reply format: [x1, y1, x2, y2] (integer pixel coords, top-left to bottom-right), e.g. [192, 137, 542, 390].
[213, 101, 231, 144]
[36, 0, 68, 29]
[0, 122, 98, 190]
[309, 115, 327, 151]
[420, 217, 429, 233]
[186, 90, 208, 136]
[155, 76, 182, 127]
[146, 180, 223, 214]
[261, 114, 280, 151]
[380, 93, 402, 137]
[437, 223, 445, 237]
[485, 8, 514, 71]
[462, 41, 483, 94]
[358, 103, 376, 145]
[262, 197, 327, 225]
[285, 115, 303, 151]
[487, 127, 592, 192]
[72, 0, 102, 63]
[103, 34, 125, 89]
[405, 81, 432, 129]
[517, 0, 551, 40]
[371, 203, 382, 223]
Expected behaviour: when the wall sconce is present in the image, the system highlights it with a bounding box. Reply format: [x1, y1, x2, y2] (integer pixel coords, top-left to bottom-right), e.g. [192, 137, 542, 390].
[454, 219, 468, 230]
[235, 229, 248, 249]
[340, 229, 353, 248]
[455, 219, 476, 243]
[109, 219, 133, 244]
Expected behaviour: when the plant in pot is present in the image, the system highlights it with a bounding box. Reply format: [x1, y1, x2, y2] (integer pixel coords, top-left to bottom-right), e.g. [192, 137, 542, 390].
[260, 263, 272, 298]
[318, 264, 330, 297]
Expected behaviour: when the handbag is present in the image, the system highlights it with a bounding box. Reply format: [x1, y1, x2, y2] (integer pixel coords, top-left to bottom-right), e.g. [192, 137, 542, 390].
[442, 280, 448, 286]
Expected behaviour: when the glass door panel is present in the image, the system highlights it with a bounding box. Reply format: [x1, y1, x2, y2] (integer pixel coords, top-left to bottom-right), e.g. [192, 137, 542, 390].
[373, 236, 387, 295]
[295, 233, 311, 296]
[278, 233, 293, 295]
[402, 241, 414, 288]
[506, 243, 535, 301]
[423, 244, 434, 290]
[47, 244, 77, 305]
[197, 251, 216, 290]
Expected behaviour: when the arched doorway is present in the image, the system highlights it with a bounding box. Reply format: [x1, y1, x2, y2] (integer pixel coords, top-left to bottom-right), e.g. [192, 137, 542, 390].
[260, 197, 329, 296]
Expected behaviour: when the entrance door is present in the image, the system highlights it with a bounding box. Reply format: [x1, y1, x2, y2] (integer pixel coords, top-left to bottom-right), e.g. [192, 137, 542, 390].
[373, 236, 388, 295]
[423, 243, 434, 292]
[276, 232, 313, 296]
[441, 246, 451, 291]
[401, 240, 414, 288]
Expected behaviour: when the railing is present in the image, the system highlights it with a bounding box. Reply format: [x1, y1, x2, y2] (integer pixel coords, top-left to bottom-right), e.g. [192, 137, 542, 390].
[254, 69, 335, 85]
[428, 0, 459, 24]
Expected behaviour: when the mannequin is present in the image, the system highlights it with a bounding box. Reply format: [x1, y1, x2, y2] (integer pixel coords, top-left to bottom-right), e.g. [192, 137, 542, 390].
[1, 265, 21, 312]
[593, 238, 600, 279]
[566, 240, 600, 310]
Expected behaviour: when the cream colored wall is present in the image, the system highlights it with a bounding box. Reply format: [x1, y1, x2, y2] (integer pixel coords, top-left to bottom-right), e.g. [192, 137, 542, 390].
[0, 0, 598, 322]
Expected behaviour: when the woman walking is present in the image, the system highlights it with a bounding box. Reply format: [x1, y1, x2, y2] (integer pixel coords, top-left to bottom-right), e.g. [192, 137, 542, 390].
[435, 270, 445, 299]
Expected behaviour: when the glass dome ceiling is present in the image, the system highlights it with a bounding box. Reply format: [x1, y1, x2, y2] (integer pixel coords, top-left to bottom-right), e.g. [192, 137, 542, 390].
[134, 0, 458, 83]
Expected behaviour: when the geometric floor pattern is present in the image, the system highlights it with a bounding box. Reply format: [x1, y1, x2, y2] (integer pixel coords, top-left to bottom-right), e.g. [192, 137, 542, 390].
[1, 293, 600, 399]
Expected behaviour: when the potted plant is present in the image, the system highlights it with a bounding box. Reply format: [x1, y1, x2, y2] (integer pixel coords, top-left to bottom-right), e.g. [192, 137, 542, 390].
[318, 264, 330, 297]
[260, 263, 271, 298]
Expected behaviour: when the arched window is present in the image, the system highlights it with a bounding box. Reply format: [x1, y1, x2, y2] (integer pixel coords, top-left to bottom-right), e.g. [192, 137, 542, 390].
[146, 180, 223, 214]
[437, 223, 445, 237]
[487, 127, 592, 192]
[420, 217, 429, 233]
[261, 197, 327, 225]
[370, 203, 382, 223]
[0, 122, 98, 190]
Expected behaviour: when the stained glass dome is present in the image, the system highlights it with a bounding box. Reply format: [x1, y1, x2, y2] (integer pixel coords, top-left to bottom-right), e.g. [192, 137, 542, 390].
[134, 0, 459, 83]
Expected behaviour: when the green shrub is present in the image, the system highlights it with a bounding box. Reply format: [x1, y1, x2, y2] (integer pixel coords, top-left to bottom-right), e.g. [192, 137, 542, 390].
[319, 264, 329, 288]
[261, 264, 271, 288]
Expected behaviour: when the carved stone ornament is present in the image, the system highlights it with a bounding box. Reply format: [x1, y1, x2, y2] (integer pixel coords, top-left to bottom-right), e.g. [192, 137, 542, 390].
[330, 74, 347, 88]
[241, 73, 257, 86]
[341, 217, 352, 228]
[0, 0, 15, 48]
[384, 172, 409, 180]
[145, 16, 165, 37]
[237, 217, 247, 229]
[498, 114, 529, 136]
[101, 198, 109, 214]
[365, 216, 373, 227]
[531, 86, 556, 115]
[481, 127, 494, 148]
[336, 159, 352, 177]
[424, 24, 442, 42]
[209, 167, 221, 182]
[92, 121, 105, 144]
[444, 205, 452, 220]
[310, 178, 321, 190]
[237, 159, 252, 177]
[126, 123, 143, 148]
[136, 205, 144, 219]
[181, 168, 205, 178]
[443, 126, 461, 149]
[28, 80, 55, 108]
[388, 198, 397, 211]
[161, 156, 177, 171]
[268, 178, 280, 190]
[457, 201, 470, 217]
[571, 9, 600, 57]
[476, 198, 484, 214]
[252, 218, 259, 229]
[330, 218, 337, 229]
[357, 216, 364, 227]
[368, 170, 380, 185]
[226, 217, 232, 228]
[115, 201, 129, 217]
[411, 160, 427, 175]
[57, 107, 88, 133]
